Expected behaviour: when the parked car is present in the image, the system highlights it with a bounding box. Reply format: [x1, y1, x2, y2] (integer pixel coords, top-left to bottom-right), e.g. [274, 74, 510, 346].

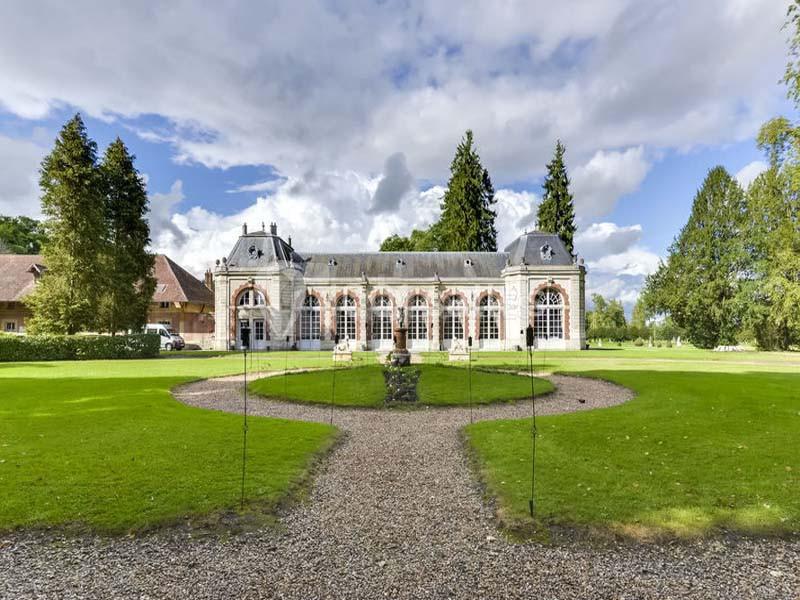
[144, 324, 185, 351]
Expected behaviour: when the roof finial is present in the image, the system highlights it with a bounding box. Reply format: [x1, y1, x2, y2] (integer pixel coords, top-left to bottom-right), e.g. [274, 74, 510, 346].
[261, 221, 265, 232]
[242, 223, 248, 235]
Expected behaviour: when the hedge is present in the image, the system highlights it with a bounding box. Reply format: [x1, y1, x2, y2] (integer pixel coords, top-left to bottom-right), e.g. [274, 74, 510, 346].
[0, 333, 160, 362]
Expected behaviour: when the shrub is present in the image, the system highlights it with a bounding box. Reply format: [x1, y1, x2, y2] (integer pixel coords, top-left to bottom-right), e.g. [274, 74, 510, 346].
[666, 340, 673, 348]
[382, 364, 420, 404]
[656, 341, 663, 348]
[633, 337, 645, 347]
[0, 333, 160, 362]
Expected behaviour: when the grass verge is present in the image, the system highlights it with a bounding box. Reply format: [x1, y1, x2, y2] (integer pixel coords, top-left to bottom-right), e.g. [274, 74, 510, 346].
[248, 364, 554, 407]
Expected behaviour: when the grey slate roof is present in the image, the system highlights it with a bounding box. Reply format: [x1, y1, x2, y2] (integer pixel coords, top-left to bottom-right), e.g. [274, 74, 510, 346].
[503, 231, 574, 266]
[225, 232, 305, 269]
[223, 230, 576, 278]
[301, 252, 508, 279]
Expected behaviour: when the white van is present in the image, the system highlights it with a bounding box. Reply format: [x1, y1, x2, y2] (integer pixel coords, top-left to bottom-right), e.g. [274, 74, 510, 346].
[145, 324, 185, 351]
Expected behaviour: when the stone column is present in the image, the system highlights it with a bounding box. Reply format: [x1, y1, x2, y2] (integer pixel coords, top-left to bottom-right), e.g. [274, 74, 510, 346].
[358, 284, 369, 350]
[431, 283, 441, 351]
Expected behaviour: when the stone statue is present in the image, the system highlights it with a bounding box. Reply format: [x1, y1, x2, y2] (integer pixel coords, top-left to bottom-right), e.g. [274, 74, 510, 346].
[397, 307, 405, 328]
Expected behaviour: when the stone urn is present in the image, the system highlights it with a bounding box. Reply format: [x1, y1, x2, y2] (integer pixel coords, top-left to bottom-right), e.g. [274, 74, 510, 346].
[390, 308, 411, 367]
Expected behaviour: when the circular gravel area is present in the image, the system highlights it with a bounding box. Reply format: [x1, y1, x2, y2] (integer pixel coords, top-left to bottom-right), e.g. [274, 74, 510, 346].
[1, 372, 797, 599]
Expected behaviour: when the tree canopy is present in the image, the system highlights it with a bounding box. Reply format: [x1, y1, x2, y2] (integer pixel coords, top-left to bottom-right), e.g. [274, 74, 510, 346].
[26, 114, 107, 335]
[0, 216, 49, 254]
[537, 140, 577, 254]
[379, 130, 495, 252]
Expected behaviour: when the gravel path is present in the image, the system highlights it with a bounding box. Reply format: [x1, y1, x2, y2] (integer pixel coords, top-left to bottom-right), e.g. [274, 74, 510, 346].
[1, 373, 797, 599]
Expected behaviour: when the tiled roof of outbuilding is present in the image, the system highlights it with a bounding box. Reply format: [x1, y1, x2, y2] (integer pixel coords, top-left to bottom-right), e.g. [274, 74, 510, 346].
[153, 254, 214, 304]
[0, 254, 44, 301]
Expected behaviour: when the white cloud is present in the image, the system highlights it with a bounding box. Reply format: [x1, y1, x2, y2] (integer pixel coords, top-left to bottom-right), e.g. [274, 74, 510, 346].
[0, 0, 789, 184]
[0, 134, 45, 217]
[735, 160, 769, 189]
[571, 146, 651, 221]
[575, 222, 642, 260]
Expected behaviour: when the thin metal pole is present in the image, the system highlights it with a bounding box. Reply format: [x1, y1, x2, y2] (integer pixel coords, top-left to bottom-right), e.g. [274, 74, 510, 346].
[528, 345, 537, 518]
[330, 356, 336, 425]
[468, 346, 473, 424]
[241, 348, 248, 509]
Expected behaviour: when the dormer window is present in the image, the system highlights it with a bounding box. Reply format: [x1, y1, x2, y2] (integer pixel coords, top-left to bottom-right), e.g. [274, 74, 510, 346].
[464, 258, 473, 267]
[328, 258, 337, 267]
[248, 244, 262, 260]
[540, 244, 554, 262]
[396, 258, 406, 266]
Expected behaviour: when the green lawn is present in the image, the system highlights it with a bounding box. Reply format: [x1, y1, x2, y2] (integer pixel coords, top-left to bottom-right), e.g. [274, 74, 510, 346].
[465, 364, 800, 538]
[0, 356, 338, 533]
[249, 364, 554, 407]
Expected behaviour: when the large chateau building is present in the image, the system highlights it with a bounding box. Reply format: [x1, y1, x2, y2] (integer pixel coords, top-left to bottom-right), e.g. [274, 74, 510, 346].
[213, 223, 586, 352]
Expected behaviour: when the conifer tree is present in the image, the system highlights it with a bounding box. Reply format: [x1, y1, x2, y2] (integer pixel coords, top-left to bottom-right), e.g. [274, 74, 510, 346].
[97, 138, 156, 334]
[735, 118, 800, 349]
[436, 130, 497, 251]
[536, 140, 577, 254]
[27, 114, 106, 334]
[642, 167, 746, 348]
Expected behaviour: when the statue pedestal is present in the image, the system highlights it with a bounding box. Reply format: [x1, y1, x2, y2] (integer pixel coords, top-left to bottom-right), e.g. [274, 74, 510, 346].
[390, 327, 411, 367]
[448, 339, 470, 362]
[333, 341, 352, 362]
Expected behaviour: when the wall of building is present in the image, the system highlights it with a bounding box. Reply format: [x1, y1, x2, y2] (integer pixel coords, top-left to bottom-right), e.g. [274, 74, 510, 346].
[213, 266, 586, 351]
[0, 302, 30, 334]
[148, 302, 215, 348]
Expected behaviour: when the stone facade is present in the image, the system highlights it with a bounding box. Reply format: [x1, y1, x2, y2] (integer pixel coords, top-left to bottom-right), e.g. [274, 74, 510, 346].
[213, 224, 586, 352]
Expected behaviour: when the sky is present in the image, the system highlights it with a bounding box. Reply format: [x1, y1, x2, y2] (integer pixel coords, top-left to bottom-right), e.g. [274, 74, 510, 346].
[0, 0, 795, 310]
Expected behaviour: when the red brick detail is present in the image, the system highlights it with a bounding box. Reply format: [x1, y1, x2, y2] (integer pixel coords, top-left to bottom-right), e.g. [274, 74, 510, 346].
[228, 282, 270, 344]
[331, 290, 360, 342]
[476, 290, 505, 341]
[367, 288, 398, 341]
[295, 289, 324, 341]
[529, 282, 571, 341]
[440, 289, 470, 341]
[405, 289, 433, 340]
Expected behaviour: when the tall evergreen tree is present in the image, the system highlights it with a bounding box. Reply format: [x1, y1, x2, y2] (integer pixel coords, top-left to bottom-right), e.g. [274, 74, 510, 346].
[436, 130, 497, 251]
[97, 138, 156, 334]
[735, 118, 800, 349]
[536, 140, 577, 254]
[642, 167, 746, 348]
[26, 114, 106, 334]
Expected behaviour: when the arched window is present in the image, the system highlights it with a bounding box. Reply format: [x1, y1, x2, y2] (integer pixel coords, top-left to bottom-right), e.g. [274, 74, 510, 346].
[534, 288, 563, 340]
[479, 295, 500, 340]
[237, 289, 265, 306]
[408, 295, 428, 340]
[336, 295, 356, 341]
[443, 295, 465, 341]
[300, 295, 320, 340]
[371, 295, 392, 340]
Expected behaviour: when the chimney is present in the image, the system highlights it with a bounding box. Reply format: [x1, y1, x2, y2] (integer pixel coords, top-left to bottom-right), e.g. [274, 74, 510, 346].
[287, 235, 292, 248]
[204, 268, 214, 291]
[242, 223, 248, 235]
[270, 222, 278, 235]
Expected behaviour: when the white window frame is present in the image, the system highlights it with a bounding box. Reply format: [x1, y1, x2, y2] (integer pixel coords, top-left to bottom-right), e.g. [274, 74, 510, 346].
[371, 295, 392, 341]
[443, 296, 465, 347]
[479, 295, 500, 340]
[408, 296, 428, 341]
[534, 288, 564, 342]
[336, 295, 356, 342]
[300, 295, 321, 341]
